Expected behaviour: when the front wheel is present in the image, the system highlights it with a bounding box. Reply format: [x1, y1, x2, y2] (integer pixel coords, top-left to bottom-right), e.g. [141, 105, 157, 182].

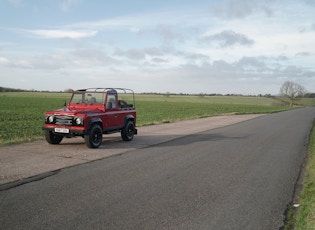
[84, 124, 103, 148]
[121, 121, 135, 141]
[45, 130, 63, 144]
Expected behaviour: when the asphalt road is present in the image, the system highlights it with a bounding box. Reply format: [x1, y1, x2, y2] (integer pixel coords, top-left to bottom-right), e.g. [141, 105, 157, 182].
[1, 108, 315, 230]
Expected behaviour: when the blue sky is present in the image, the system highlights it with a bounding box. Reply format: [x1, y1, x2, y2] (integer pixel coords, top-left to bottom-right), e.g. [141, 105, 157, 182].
[1, 0, 315, 94]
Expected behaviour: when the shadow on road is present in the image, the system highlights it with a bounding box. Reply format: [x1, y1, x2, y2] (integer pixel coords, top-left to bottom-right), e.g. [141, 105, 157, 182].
[154, 132, 248, 147]
[55, 131, 248, 150]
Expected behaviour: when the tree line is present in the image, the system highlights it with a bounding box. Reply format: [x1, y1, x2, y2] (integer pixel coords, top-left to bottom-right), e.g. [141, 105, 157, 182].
[0, 87, 28, 92]
[0, 87, 70, 93]
[1, 84, 314, 101]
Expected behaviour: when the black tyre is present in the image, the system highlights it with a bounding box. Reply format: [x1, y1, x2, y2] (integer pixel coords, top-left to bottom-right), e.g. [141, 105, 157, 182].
[121, 120, 135, 141]
[45, 130, 63, 144]
[84, 124, 103, 148]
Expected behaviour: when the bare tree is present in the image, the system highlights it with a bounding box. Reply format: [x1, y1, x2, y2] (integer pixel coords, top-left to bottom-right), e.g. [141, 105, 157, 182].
[280, 81, 306, 106]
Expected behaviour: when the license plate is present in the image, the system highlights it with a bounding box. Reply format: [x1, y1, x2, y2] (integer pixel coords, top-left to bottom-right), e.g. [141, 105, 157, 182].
[55, 128, 69, 133]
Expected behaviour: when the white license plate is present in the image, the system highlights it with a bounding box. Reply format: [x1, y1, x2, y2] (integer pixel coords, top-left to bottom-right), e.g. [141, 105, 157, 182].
[55, 128, 69, 133]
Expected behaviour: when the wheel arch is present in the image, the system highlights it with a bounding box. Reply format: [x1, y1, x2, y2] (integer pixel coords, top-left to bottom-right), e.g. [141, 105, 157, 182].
[87, 118, 103, 132]
[123, 115, 135, 125]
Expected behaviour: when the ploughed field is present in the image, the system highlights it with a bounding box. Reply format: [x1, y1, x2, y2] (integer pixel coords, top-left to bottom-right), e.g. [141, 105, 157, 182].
[0, 92, 309, 145]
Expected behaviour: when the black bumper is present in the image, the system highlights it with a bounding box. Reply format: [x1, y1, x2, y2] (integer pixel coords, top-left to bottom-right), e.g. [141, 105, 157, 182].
[42, 127, 86, 136]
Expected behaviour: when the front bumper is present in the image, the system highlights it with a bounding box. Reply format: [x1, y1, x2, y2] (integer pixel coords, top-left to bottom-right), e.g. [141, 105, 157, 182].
[43, 126, 86, 136]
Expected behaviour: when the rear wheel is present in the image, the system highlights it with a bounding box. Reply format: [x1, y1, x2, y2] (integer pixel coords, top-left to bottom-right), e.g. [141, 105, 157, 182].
[84, 124, 103, 148]
[121, 120, 135, 141]
[45, 130, 63, 144]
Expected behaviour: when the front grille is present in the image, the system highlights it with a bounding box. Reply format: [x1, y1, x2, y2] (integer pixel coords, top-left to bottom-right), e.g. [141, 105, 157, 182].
[55, 116, 74, 126]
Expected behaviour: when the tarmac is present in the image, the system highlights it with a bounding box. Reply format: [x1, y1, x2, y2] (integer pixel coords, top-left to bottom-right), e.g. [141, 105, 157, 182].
[0, 114, 263, 189]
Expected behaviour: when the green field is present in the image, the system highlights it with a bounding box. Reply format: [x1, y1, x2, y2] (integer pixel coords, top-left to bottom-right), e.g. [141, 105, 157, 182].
[0, 92, 296, 145]
[0, 92, 68, 145]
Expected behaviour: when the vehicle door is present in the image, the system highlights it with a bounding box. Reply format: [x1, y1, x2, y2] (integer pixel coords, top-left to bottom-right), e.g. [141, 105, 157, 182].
[104, 94, 121, 129]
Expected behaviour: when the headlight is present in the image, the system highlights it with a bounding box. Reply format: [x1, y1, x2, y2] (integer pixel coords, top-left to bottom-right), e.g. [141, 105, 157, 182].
[48, 116, 54, 123]
[75, 117, 83, 125]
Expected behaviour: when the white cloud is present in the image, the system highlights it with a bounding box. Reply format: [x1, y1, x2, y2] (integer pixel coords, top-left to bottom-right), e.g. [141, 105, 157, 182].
[69, 14, 149, 31]
[25, 29, 98, 39]
[209, 0, 274, 19]
[0, 57, 10, 66]
[1, 0, 315, 94]
[204, 30, 254, 47]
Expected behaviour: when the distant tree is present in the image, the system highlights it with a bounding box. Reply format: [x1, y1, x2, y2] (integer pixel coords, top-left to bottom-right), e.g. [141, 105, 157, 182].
[304, 93, 315, 98]
[164, 92, 171, 97]
[280, 81, 306, 106]
[64, 88, 74, 93]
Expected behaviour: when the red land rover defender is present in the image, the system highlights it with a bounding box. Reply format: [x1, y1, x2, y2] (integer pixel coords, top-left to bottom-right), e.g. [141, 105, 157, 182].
[43, 88, 137, 148]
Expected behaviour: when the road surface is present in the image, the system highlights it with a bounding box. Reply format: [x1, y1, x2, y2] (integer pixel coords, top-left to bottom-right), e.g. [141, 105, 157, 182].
[1, 108, 315, 229]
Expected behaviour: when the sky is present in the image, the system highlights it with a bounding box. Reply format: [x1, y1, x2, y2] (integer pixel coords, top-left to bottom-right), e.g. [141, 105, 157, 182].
[0, 0, 315, 95]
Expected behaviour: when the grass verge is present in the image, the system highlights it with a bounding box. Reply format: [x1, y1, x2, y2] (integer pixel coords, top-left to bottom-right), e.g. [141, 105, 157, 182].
[287, 120, 315, 229]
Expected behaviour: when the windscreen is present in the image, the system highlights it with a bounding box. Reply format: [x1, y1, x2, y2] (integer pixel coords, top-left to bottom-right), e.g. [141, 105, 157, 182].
[70, 92, 106, 104]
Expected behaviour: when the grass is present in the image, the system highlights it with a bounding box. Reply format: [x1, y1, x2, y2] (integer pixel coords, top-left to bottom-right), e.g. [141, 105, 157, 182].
[134, 94, 282, 106]
[0, 92, 294, 145]
[0, 92, 70, 145]
[289, 120, 315, 229]
[136, 101, 290, 126]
